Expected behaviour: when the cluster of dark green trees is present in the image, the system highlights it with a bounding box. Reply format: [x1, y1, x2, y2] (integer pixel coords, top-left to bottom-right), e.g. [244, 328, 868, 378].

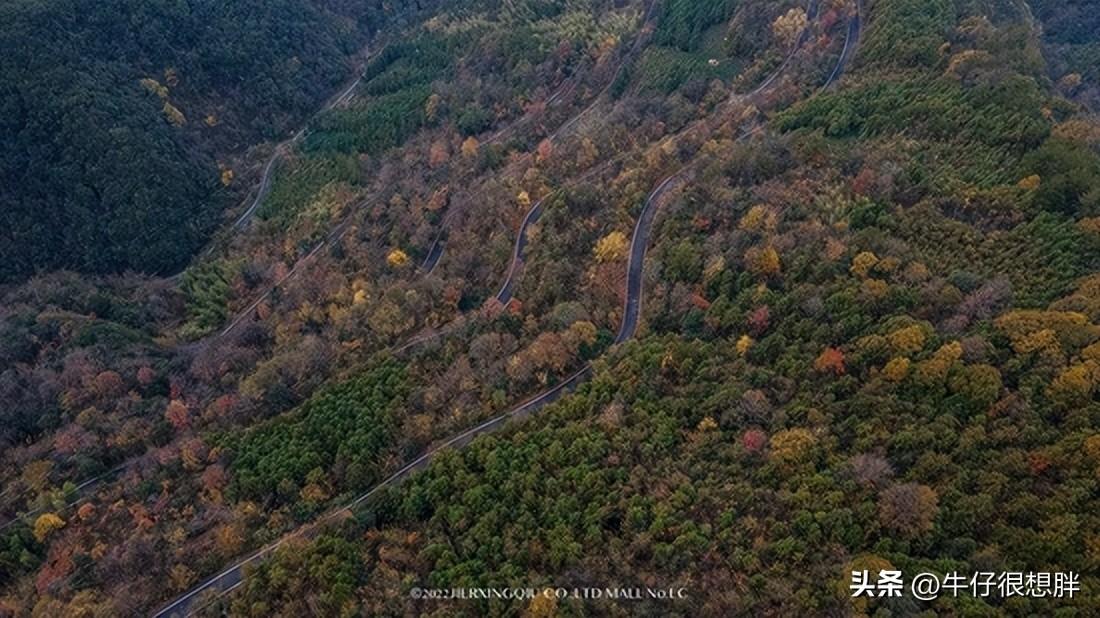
[627, 0, 746, 95]
[252, 33, 461, 226]
[301, 34, 457, 158]
[0, 0, 443, 282]
[1031, 0, 1100, 85]
[655, 0, 740, 51]
[220, 362, 408, 510]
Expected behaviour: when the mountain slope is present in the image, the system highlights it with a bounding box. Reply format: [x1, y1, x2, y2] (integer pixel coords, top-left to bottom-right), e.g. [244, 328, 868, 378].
[0, 0, 390, 282]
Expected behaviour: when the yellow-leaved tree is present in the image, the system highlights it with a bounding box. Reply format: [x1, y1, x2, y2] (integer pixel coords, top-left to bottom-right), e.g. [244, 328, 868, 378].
[736, 335, 754, 357]
[34, 512, 66, 542]
[461, 136, 480, 158]
[739, 204, 776, 233]
[850, 251, 879, 278]
[594, 231, 629, 263]
[887, 324, 928, 355]
[387, 249, 410, 268]
[746, 246, 781, 277]
[162, 102, 186, 127]
[769, 428, 817, 466]
[772, 8, 809, 48]
[882, 357, 911, 382]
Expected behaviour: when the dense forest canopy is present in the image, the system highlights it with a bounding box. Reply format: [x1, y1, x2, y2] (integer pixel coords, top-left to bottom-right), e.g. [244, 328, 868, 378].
[2, 0, 1100, 615]
[0, 0, 411, 282]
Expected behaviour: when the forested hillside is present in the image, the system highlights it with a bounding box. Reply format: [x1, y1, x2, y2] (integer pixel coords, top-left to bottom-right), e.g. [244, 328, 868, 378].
[0, 0, 421, 282]
[1031, 0, 1100, 105]
[1, 0, 1099, 615]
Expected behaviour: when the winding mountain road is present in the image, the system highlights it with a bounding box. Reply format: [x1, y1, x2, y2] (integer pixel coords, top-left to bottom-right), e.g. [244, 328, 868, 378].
[18, 0, 865, 547]
[228, 55, 372, 232]
[733, 0, 821, 103]
[153, 5, 865, 616]
[416, 0, 658, 280]
[218, 50, 603, 336]
[154, 162, 697, 618]
[616, 173, 681, 343]
[495, 197, 546, 306]
[5, 0, 869, 588]
[823, 0, 862, 90]
[416, 76, 569, 277]
[550, 0, 659, 140]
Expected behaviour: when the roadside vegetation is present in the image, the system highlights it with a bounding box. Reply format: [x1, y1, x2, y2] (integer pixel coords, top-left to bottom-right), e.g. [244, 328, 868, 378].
[1, 0, 1098, 615]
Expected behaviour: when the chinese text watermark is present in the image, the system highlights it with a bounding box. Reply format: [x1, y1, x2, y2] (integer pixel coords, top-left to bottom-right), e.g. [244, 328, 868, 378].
[850, 570, 1080, 601]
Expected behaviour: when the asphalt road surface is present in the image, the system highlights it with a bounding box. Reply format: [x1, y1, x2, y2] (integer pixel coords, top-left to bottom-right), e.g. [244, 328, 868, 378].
[495, 197, 546, 306]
